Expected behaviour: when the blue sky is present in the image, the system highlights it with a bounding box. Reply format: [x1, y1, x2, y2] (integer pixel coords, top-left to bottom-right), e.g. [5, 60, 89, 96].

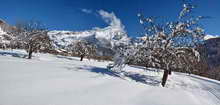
[0, 0, 220, 37]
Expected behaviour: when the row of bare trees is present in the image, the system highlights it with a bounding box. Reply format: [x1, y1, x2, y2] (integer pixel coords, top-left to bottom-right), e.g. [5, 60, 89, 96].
[7, 20, 97, 60]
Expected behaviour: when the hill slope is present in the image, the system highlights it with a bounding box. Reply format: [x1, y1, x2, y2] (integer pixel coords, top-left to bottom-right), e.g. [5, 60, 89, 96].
[0, 49, 220, 105]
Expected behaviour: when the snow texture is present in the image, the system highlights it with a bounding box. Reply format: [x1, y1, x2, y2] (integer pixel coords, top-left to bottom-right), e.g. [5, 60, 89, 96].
[0, 49, 220, 105]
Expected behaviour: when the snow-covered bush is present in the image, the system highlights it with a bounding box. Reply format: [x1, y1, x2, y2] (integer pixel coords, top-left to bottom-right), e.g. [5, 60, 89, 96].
[111, 43, 139, 71]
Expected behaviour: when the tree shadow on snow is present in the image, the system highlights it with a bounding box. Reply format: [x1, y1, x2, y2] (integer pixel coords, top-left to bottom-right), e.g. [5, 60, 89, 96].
[0, 51, 27, 58]
[67, 66, 124, 79]
[123, 72, 161, 86]
[66, 65, 161, 86]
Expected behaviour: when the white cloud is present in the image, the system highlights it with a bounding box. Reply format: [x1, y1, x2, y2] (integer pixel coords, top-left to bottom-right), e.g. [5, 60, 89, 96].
[98, 10, 124, 30]
[80, 9, 125, 31]
[81, 9, 92, 14]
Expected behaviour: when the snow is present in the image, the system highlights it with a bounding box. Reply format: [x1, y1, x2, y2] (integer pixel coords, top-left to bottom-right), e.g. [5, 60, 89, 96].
[48, 10, 129, 51]
[0, 27, 6, 35]
[204, 35, 219, 40]
[0, 27, 11, 44]
[48, 26, 129, 50]
[0, 49, 220, 105]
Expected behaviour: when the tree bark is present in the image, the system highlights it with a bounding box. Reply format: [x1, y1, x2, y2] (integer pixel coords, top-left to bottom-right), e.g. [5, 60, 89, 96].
[80, 55, 84, 61]
[168, 70, 172, 75]
[161, 70, 169, 87]
[28, 45, 33, 59]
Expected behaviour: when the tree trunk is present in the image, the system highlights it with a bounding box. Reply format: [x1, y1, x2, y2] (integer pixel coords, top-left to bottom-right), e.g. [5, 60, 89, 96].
[80, 55, 84, 61]
[168, 70, 172, 75]
[161, 70, 169, 87]
[28, 45, 33, 59]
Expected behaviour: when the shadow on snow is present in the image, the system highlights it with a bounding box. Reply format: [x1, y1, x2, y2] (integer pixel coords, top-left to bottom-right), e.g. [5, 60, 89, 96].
[0, 50, 161, 86]
[67, 65, 161, 86]
[123, 72, 161, 86]
[0, 51, 27, 58]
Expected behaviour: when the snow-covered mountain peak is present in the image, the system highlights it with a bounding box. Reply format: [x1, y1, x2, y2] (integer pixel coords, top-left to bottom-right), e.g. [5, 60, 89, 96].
[204, 34, 219, 40]
[48, 10, 130, 52]
[48, 26, 129, 50]
[0, 27, 6, 35]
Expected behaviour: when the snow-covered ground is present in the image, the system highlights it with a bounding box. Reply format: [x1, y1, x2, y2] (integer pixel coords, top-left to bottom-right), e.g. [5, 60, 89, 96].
[0, 49, 220, 105]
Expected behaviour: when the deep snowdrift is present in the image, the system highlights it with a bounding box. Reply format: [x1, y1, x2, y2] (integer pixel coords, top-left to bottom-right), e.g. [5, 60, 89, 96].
[0, 50, 220, 105]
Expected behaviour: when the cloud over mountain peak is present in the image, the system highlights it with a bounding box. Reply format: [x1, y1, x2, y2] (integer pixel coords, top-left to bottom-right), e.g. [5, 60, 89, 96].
[98, 10, 124, 29]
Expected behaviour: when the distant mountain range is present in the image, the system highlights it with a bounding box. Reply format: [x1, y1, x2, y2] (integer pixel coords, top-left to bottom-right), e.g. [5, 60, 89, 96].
[48, 27, 130, 56]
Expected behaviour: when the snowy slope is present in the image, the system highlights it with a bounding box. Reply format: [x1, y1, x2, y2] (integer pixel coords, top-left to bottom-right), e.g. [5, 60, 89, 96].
[0, 49, 220, 105]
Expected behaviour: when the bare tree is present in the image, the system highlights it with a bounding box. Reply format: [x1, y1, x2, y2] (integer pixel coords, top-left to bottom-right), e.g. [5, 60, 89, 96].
[111, 1, 205, 87]
[137, 2, 205, 86]
[13, 20, 51, 59]
[68, 40, 96, 61]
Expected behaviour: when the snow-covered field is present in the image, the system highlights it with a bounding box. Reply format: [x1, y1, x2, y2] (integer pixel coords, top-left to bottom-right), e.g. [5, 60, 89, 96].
[0, 50, 220, 105]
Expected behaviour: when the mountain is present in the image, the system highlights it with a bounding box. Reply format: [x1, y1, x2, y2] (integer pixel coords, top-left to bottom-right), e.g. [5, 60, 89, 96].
[0, 19, 16, 33]
[48, 26, 130, 56]
[203, 37, 220, 68]
[48, 10, 131, 56]
[0, 19, 15, 48]
[204, 34, 219, 40]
